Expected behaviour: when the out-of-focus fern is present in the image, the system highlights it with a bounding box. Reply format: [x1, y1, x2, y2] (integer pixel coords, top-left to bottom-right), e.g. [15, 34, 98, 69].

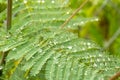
[0, 0, 120, 80]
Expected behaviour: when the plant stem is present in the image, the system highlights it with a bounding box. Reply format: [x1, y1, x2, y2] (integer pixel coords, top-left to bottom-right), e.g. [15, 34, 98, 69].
[60, 0, 89, 28]
[7, 0, 12, 30]
[0, 0, 12, 71]
[104, 27, 120, 50]
[109, 72, 120, 80]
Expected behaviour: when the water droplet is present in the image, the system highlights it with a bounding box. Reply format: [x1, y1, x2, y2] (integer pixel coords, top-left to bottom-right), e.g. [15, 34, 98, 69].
[51, 0, 55, 4]
[38, 0, 40, 3]
[105, 69, 108, 71]
[3, 47, 8, 52]
[12, 48, 16, 51]
[82, 48, 85, 50]
[89, 55, 92, 58]
[100, 63, 103, 66]
[104, 63, 107, 66]
[97, 58, 100, 62]
[26, 76, 29, 79]
[16, 0, 18, 1]
[42, 0, 45, 3]
[88, 46, 92, 48]
[94, 18, 99, 21]
[80, 21, 84, 25]
[39, 49, 42, 53]
[108, 58, 110, 61]
[0, 66, 3, 70]
[102, 59, 105, 61]
[58, 65, 61, 67]
[55, 61, 58, 64]
[90, 59, 93, 62]
[93, 63, 97, 67]
[87, 42, 91, 46]
[84, 71, 88, 75]
[5, 35, 10, 38]
[66, 11, 70, 14]
[115, 66, 120, 69]
[24, 0, 27, 4]
[18, 38, 23, 41]
[85, 56, 89, 59]
[99, 54, 102, 57]
[53, 57, 57, 60]
[71, 68, 73, 71]
[68, 46, 72, 49]
[67, 25, 71, 28]
[73, 23, 76, 26]
[52, 18, 56, 20]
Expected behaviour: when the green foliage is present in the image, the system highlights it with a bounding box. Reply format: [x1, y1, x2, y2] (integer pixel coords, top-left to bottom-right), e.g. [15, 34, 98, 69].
[75, 0, 120, 56]
[0, 0, 120, 80]
[0, 1, 6, 27]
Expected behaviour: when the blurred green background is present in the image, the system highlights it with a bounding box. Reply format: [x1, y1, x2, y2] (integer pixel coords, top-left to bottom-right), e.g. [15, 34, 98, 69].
[69, 0, 120, 57]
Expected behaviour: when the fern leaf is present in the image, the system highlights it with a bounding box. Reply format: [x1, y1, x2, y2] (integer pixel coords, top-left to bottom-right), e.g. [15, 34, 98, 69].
[0, 0, 120, 80]
[30, 50, 55, 76]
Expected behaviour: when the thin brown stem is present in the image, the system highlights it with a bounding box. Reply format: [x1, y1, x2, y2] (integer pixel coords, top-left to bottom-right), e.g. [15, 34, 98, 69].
[109, 72, 120, 80]
[60, 0, 89, 28]
[0, 0, 12, 69]
[7, 0, 12, 30]
[104, 27, 120, 50]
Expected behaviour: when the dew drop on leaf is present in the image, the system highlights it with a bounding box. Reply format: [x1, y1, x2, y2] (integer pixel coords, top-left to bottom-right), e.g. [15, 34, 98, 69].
[51, 0, 55, 4]
[0, 66, 3, 70]
[90, 59, 93, 62]
[73, 23, 76, 26]
[68, 46, 72, 49]
[38, 0, 40, 3]
[102, 59, 105, 62]
[99, 54, 102, 57]
[58, 65, 61, 67]
[80, 21, 85, 25]
[71, 68, 73, 71]
[84, 71, 88, 75]
[39, 49, 43, 53]
[87, 42, 91, 46]
[88, 46, 92, 48]
[24, 0, 27, 4]
[3, 47, 8, 52]
[26, 77, 29, 79]
[97, 58, 100, 62]
[66, 11, 70, 14]
[95, 18, 99, 21]
[82, 48, 85, 50]
[42, 0, 45, 3]
[49, 72, 52, 74]
[104, 62, 107, 66]
[108, 58, 111, 61]
[12, 48, 16, 51]
[100, 63, 103, 66]
[55, 61, 58, 64]
[67, 25, 71, 28]
[52, 18, 56, 20]
[93, 63, 97, 67]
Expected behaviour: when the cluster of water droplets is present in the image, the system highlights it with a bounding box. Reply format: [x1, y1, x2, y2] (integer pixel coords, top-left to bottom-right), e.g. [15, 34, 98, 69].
[23, 0, 55, 4]
[23, 0, 27, 4]
[37, 0, 55, 4]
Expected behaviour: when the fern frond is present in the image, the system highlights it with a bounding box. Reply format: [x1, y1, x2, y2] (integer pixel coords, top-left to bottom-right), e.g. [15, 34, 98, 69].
[0, 0, 120, 80]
